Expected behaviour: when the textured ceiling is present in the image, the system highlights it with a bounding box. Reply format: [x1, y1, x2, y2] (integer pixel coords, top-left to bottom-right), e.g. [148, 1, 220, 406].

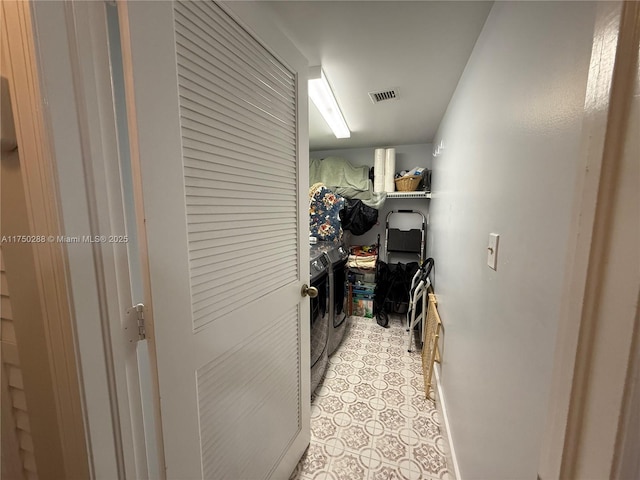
[264, 1, 493, 151]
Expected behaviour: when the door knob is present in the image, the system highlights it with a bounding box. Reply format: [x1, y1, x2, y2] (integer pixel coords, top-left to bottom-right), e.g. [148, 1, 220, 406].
[301, 284, 318, 298]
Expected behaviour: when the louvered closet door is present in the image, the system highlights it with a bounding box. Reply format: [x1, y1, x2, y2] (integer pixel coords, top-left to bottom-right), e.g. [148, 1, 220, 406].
[122, 1, 310, 478]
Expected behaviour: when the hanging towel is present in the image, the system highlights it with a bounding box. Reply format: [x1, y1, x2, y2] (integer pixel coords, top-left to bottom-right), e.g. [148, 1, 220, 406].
[309, 183, 345, 242]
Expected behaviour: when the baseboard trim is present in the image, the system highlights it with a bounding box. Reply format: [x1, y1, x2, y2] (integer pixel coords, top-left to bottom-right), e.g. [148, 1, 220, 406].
[434, 366, 462, 480]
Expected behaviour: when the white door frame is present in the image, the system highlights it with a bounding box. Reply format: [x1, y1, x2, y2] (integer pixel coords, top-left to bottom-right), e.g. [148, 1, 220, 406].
[1, 1, 90, 478]
[538, 1, 640, 478]
[29, 1, 158, 477]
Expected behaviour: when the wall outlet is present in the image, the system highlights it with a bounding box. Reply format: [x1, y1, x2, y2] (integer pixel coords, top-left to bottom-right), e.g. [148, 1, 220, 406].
[487, 233, 499, 270]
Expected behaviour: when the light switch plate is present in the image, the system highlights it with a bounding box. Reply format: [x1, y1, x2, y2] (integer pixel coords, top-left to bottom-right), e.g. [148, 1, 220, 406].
[487, 233, 499, 270]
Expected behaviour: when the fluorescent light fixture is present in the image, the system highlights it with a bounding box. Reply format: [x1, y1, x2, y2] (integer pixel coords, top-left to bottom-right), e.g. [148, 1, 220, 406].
[308, 67, 350, 139]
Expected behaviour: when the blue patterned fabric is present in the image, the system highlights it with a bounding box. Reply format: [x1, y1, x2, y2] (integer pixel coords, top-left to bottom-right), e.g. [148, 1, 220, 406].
[309, 183, 345, 242]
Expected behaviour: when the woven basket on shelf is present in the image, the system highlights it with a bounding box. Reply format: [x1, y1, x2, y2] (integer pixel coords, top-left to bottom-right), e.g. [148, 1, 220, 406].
[394, 174, 422, 192]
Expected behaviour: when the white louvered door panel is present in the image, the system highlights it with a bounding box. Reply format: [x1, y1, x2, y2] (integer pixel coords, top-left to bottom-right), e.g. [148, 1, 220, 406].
[122, 1, 310, 478]
[176, 0, 298, 331]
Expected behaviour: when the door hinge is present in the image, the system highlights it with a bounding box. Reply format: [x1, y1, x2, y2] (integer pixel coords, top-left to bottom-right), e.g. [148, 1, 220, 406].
[133, 303, 146, 340]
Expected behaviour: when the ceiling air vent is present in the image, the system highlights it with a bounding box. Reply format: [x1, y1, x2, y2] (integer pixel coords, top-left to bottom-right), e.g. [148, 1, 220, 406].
[368, 88, 398, 104]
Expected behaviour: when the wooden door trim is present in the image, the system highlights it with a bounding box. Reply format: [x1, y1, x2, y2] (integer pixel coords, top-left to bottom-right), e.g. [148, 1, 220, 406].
[1, 1, 89, 478]
[538, 1, 640, 478]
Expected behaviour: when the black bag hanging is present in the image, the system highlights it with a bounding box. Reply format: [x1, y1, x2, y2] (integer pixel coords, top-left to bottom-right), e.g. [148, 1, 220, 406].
[339, 199, 378, 236]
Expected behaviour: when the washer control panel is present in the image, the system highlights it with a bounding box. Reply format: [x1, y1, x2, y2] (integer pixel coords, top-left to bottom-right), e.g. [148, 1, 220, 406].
[310, 253, 330, 276]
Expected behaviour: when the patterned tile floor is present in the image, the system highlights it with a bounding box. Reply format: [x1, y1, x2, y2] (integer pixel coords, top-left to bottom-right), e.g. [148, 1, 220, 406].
[290, 315, 452, 480]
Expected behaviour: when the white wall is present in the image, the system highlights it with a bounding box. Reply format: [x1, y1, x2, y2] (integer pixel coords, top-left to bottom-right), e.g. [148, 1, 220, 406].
[312, 143, 432, 250]
[427, 2, 596, 479]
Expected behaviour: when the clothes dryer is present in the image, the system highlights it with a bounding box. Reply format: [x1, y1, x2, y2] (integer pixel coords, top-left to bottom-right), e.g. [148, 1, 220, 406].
[326, 244, 349, 355]
[309, 249, 330, 394]
[313, 242, 350, 356]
